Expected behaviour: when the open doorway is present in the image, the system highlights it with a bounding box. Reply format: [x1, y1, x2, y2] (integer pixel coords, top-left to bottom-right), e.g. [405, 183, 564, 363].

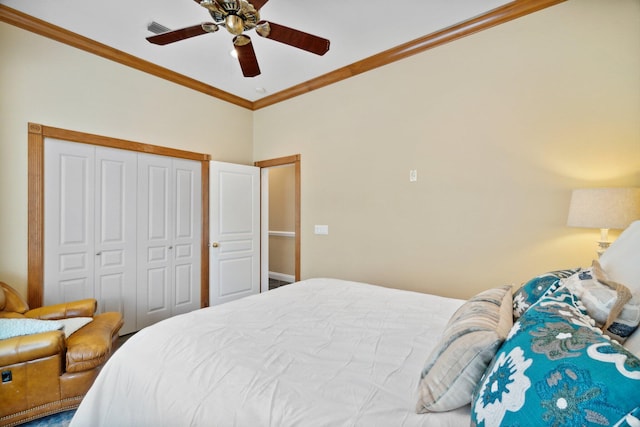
[255, 155, 300, 293]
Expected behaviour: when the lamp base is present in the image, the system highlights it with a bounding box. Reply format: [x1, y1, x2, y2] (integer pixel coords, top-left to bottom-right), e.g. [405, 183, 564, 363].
[596, 240, 611, 258]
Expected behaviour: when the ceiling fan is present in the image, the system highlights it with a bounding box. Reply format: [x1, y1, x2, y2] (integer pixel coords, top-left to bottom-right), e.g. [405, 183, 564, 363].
[146, 0, 330, 78]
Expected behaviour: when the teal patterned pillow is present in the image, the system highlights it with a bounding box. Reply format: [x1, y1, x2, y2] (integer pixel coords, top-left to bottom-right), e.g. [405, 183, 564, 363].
[472, 288, 640, 427]
[512, 268, 581, 319]
[614, 406, 640, 427]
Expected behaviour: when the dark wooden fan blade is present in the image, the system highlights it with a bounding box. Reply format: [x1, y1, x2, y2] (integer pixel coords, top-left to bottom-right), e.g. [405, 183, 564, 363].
[256, 21, 329, 56]
[233, 36, 261, 77]
[250, 0, 269, 10]
[146, 23, 214, 45]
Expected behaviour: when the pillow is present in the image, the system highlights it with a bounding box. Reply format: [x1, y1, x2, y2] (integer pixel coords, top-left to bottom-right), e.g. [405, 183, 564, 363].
[614, 406, 640, 427]
[512, 268, 581, 319]
[600, 220, 640, 294]
[57, 317, 93, 338]
[471, 288, 640, 427]
[563, 262, 640, 343]
[0, 318, 64, 340]
[416, 285, 513, 413]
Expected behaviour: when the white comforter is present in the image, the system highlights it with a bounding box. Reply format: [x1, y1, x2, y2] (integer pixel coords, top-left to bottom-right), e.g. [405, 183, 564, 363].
[71, 278, 470, 426]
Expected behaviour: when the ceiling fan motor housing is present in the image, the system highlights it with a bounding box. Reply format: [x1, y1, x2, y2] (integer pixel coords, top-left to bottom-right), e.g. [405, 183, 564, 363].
[201, 0, 260, 35]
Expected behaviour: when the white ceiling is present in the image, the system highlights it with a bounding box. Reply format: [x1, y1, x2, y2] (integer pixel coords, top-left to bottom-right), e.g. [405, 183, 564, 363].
[1, 0, 512, 102]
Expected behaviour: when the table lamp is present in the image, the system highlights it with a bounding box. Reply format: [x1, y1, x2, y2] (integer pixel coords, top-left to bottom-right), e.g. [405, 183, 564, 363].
[567, 187, 640, 257]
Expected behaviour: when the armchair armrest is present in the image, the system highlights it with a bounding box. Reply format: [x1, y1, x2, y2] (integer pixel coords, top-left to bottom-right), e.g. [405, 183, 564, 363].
[25, 299, 97, 320]
[0, 331, 65, 367]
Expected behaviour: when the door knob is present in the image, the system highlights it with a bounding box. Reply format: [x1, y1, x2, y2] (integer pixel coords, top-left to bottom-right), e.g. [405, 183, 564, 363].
[212, 242, 219, 248]
[96, 252, 102, 256]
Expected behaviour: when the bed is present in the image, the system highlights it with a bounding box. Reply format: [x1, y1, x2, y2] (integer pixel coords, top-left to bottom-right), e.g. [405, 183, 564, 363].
[71, 278, 471, 426]
[71, 222, 640, 426]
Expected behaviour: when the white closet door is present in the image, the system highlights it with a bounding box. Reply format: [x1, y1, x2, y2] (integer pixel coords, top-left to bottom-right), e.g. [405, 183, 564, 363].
[95, 147, 138, 334]
[172, 159, 202, 316]
[44, 139, 95, 305]
[45, 141, 202, 333]
[137, 154, 201, 328]
[137, 153, 174, 329]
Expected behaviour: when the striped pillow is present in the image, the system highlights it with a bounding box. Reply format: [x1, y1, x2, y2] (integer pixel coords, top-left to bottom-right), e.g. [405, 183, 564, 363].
[416, 285, 513, 413]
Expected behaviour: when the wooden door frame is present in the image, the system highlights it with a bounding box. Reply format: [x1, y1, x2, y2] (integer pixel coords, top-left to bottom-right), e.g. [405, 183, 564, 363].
[254, 155, 301, 284]
[27, 122, 211, 308]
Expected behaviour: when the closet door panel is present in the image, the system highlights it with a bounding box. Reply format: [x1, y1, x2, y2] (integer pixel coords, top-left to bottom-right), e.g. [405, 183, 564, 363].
[137, 154, 173, 329]
[95, 147, 138, 334]
[172, 160, 201, 315]
[44, 139, 95, 305]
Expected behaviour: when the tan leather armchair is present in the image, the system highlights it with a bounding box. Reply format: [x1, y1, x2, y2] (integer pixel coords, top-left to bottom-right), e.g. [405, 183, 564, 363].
[0, 281, 124, 426]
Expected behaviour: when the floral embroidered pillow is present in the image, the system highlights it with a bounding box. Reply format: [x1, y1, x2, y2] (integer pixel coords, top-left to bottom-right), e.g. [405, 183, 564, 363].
[471, 288, 640, 427]
[613, 406, 640, 427]
[512, 268, 581, 319]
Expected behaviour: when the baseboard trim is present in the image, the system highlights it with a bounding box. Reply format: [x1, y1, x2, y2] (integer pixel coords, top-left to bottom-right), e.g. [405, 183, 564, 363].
[269, 272, 295, 283]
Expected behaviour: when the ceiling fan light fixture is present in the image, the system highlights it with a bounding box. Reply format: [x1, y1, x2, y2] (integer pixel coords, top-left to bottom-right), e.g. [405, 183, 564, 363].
[255, 21, 270, 38]
[201, 22, 219, 33]
[233, 34, 251, 47]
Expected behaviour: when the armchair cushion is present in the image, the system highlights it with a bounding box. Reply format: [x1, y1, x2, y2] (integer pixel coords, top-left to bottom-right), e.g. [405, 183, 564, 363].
[0, 318, 63, 340]
[0, 330, 65, 366]
[0, 281, 29, 314]
[65, 312, 123, 373]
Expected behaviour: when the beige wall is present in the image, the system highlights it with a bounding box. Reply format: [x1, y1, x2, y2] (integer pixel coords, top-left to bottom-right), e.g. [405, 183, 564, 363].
[0, 22, 254, 298]
[268, 165, 296, 276]
[2, 0, 639, 302]
[253, 0, 640, 299]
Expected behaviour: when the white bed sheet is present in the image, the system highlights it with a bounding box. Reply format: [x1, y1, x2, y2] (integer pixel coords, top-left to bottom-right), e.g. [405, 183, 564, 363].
[71, 278, 470, 427]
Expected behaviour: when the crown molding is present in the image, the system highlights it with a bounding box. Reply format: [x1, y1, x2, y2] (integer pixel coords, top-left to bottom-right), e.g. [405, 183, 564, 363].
[2, 0, 565, 111]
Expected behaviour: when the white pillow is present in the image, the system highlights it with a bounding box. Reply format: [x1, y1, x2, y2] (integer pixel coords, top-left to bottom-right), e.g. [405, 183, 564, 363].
[600, 220, 640, 293]
[0, 318, 63, 340]
[563, 265, 640, 342]
[624, 328, 640, 359]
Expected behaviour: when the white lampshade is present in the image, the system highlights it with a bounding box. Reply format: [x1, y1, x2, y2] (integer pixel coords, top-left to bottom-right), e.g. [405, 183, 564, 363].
[567, 188, 640, 230]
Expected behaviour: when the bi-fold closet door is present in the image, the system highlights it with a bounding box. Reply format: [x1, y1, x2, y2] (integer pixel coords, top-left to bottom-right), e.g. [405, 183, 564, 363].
[44, 138, 201, 334]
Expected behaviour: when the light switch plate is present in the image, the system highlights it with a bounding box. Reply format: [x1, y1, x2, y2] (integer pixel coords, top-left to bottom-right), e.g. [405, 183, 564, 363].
[314, 225, 329, 235]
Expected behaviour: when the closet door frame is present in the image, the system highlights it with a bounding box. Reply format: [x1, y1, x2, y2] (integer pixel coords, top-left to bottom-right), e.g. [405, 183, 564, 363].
[27, 122, 211, 308]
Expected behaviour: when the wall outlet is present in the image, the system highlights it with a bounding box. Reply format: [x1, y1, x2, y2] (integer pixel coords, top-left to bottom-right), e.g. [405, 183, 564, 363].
[409, 169, 418, 182]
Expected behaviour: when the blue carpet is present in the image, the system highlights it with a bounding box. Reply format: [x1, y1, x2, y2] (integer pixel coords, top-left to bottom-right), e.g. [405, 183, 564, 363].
[19, 410, 75, 427]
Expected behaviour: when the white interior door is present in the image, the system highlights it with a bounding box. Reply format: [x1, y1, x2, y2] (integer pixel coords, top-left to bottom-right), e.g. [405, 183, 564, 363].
[94, 147, 138, 334]
[137, 153, 174, 329]
[210, 161, 260, 306]
[44, 139, 96, 305]
[137, 154, 202, 329]
[171, 158, 202, 316]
